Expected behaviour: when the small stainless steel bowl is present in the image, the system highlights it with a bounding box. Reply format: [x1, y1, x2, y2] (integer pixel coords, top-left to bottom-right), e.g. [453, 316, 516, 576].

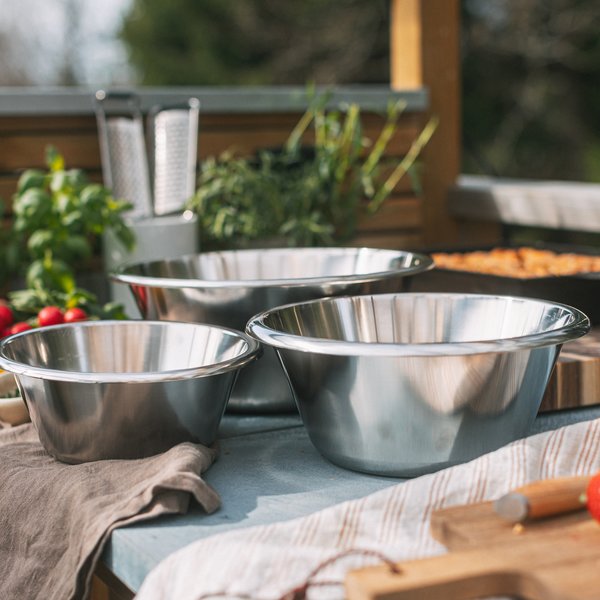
[247, 293, 590, 477]
[0, 320, 259, 463]
[111, 247, 433, 413]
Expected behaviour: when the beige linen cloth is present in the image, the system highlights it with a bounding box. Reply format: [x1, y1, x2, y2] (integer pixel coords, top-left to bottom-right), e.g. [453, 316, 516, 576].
[136, 417, 600, 600]
[0, 423, 220, 600]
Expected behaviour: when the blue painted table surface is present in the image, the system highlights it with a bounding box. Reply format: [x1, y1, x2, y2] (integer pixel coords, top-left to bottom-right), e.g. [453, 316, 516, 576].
[103, 406, 600, 592]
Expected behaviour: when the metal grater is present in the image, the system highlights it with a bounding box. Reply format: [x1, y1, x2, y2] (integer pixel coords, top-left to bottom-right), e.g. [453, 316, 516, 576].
[148, 98, 200, 216]
[94, 91, 154, 220]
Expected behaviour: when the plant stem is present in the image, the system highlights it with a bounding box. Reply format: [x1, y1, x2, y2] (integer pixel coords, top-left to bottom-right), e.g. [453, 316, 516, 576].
[367, 115, 439, 213]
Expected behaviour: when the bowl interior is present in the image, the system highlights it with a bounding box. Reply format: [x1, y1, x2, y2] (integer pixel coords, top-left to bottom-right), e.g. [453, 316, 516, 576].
[118, 247, 429, 284]
[0, 321, 251, 374]
[258, 294, 584, 344]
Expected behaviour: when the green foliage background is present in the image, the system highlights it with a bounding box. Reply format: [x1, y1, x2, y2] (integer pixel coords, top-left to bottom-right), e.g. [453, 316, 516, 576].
[120, 0, 390, 86]
[120, 0, 600, 183]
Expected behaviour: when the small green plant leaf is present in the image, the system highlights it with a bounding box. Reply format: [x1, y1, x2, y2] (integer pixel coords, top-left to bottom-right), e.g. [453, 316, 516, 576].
[27, 230, 55, 258]
[45, 146, 65, 172]
[16, 169, 46, 194]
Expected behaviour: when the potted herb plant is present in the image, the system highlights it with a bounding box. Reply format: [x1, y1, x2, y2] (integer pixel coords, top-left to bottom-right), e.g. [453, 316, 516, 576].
[187, 94, 437, 250]
[0, 146, 135, 323]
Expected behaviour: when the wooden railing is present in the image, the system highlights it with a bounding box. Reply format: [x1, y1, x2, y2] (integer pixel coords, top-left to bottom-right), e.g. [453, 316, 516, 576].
[390, 0, 502, 247]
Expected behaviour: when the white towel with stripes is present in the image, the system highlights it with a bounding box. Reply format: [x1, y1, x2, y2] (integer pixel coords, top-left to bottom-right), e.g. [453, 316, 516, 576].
[135, 418, 600, 599]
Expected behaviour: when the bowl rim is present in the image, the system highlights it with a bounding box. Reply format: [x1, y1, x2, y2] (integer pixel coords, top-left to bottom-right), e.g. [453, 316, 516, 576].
[110, 246, 434, 289]
[0, 319, 261, 383]
[246, 292, 591, 357]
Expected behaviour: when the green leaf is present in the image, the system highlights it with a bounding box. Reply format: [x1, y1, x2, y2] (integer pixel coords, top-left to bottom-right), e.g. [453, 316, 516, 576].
[13, 188, 52, 225]
[98, 301, 129, 320]
[45, 146, 65, 172]
[27, 229, 55, 258]
[110, 223, 136, 251]
[65, 169, 88, 189]
[26, 258, 75, 294]
[16, 169, 46, 194]
[63, 235, 92, 261]
[80, 184, 106, 207]
[50, 171, 67, 193]
[56, 191, 75, 214]
[62, 210, 84, 227]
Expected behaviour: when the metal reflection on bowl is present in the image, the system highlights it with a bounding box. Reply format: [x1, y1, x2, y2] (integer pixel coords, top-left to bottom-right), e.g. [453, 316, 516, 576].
[111, 247, 434, 413]
[0, 320, 260, 463]
[247, 293, 590, 476]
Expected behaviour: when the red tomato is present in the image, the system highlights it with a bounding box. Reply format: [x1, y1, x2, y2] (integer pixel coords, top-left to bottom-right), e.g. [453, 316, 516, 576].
[0, 303, 13, 329]
[9, 322, 32, 335]
[587, 472, 600, 522]
[64, 307, 87, 323]
[0, 327, 11, 339]
[37, 306, 64, 327]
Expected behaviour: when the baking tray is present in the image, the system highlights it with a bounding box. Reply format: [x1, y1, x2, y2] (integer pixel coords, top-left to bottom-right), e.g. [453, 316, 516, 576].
[410, 243, 600, 324]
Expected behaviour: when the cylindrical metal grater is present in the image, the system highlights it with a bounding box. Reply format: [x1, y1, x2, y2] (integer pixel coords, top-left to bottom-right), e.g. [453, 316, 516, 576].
[94, 90, 154, 220]
[148, 98, 200, 216]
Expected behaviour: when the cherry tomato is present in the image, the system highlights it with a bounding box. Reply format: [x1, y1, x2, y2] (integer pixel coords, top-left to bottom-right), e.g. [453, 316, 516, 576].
[0, 303, 14, 329]
[64, 307, 87, 323]
[9, 322, 32, 335]
[586, 472, 600, 522]
[37, 306, 64, 327]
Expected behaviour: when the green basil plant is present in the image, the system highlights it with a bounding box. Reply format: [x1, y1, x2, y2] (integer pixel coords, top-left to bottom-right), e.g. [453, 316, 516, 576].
[0, 146, 135, 319]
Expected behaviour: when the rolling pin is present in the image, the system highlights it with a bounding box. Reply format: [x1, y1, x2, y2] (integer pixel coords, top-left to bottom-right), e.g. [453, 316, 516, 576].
[493, 474, 592, 523]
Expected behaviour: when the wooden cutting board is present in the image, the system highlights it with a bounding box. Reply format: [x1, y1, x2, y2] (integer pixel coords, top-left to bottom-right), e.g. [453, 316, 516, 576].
[540, 327, 600, 412]
[345, 501, 600, 599]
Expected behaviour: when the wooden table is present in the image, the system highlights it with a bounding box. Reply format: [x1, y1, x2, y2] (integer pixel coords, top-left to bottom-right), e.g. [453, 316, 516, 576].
[91, 404, 600, 599]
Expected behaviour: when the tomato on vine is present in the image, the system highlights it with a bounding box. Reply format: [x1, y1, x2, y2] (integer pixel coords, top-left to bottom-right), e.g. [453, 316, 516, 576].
[37, 306, 64, 327]
[586, 473, 600, 522]
[0, 303, 14, 329]
[64, 307, 87, 323]
[9, 322, 32, 335]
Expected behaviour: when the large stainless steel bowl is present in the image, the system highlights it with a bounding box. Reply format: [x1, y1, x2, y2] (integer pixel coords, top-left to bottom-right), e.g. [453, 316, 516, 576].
[111, 247, 433, 413]
[247, 293, 590, 476]
[0, 320, 259, 463]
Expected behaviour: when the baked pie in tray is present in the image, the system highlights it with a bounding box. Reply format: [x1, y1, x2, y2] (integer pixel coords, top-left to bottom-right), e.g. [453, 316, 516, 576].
[411, 244, 600, 324]
[432, 247, 600, 279]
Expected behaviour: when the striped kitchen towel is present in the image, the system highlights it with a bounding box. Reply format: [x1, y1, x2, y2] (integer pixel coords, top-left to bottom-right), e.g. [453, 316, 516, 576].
[135, 417, 600, 600]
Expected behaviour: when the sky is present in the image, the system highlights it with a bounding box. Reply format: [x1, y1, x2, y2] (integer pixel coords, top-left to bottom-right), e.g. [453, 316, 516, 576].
[0, 0, 134, 86]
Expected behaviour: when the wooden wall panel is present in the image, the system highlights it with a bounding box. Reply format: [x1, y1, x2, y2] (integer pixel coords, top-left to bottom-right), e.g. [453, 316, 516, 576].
[0, 178, 19, 209]
[198, 122, 421, 161]
[350, 231, 423, 250]
[0, 113, 421, 167]
[358, 196, 422, 231]
[0, 133, 101, 171]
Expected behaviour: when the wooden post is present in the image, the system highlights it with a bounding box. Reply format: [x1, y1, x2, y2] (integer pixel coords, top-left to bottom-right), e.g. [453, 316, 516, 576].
[390, 0, 461, 246]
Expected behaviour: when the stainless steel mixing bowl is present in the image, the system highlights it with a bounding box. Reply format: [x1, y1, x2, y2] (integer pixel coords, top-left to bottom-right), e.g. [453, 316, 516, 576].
[111, 247, 433, 413]
[0, 320, 260, 463]
[247, 293, 590, 476]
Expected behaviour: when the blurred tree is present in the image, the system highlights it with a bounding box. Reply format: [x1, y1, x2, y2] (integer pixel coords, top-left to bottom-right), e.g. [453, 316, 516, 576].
[119, 0, 390, 85]
[462, 0, 600, 181]
[0, 32, 33, 85]
[120, 0, 600, 183]
[0, 0, 86, 86]
[56, 0, 83, 86]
